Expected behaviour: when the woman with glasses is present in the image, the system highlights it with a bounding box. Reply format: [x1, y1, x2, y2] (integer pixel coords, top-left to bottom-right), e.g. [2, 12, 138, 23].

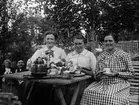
[80, 33, 134, 105]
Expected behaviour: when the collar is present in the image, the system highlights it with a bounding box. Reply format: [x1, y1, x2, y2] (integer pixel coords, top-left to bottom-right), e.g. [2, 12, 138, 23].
[44, 45, 57, 51]
[5, 67, 11, 70]
[105, 48, 117, 55]
[51, 46, 57, 51]
[72, 49, 88, 56]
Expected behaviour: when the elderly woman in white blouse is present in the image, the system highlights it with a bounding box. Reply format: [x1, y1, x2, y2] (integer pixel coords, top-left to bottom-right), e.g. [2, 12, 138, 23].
[65, 33, 97, 105]
[27, 31, 66, 69]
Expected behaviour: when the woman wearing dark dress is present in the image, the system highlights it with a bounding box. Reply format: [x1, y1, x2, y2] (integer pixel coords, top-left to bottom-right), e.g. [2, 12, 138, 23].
[0, 59, 19, 95]
[1, 59, 15, 74]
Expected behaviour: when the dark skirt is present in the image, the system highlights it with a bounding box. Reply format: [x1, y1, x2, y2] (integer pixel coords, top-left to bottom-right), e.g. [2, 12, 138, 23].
[26, 82, 58, 105]
[64, 77, 94, 105]
[23, 77, 95, 105]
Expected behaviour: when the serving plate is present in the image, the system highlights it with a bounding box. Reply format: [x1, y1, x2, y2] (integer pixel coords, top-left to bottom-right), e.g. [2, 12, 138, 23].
[69, 73, 85, 77]
[24, 72, 86, 79]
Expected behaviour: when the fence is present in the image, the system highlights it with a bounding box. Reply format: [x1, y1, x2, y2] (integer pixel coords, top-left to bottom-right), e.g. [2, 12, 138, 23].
[116, 40, 139, 58]
[88, 40, 139, 58]
[129, 61, 139, 105]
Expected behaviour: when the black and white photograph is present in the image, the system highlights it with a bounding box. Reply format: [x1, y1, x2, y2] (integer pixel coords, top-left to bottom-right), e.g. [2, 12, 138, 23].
[0, 0, 139, 105]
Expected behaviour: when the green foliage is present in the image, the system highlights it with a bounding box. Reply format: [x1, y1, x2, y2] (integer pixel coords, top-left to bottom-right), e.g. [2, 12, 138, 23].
[9, 13, 34, 61]
[96, 0, 139, 41]
[43, 0, 139, 42]
[0, 0, 35, 62]
[0, 0, 139, 63]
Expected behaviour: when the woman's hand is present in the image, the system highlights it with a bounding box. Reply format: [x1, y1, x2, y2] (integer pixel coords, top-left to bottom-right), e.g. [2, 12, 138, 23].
[80, 67, 94, 75]
[102, 68, 118, 77]
[95, 71, 105, 80]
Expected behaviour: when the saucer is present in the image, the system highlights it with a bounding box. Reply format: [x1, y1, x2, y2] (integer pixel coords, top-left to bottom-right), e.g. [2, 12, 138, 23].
[103, 72, 114, 76]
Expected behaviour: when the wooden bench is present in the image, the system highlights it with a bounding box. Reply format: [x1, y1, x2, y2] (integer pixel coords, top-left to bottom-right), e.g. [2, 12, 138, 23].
[129, 61, 139, 105]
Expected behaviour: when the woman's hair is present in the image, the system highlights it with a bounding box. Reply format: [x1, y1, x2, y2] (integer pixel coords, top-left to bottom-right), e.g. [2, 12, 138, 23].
[73, 32, 87, 44]
[104, 32, 119, 43]
[43, 30, 58, 40]
[2, 59, 11, 67]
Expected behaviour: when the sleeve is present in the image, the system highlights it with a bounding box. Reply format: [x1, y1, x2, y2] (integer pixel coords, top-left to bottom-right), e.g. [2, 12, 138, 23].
[30, 49, 42, 63]
[94, 55, 106, 80]
[65, 54, 70, 62]
[26, 58, 32, 70]
[26, 49, 43, 70]
[95, 61, 102, 74]
[90, 53, 97, 74]
[60, 49, 67, 60]
[117, 53, 134, 79]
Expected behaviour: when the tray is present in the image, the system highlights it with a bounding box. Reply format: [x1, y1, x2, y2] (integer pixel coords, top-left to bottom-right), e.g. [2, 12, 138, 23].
[69, 73, 85, 77]
[23, 74, 71, 79]
[23, 73, 85, 80]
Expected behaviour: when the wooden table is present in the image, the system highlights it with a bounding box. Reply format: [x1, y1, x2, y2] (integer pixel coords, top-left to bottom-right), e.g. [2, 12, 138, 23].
[2, 71, 92, 105]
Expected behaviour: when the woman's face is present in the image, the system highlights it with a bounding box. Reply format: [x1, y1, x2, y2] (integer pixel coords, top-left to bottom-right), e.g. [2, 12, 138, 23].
[4, 61, 10, 68]
[104, 35, 115, 51]
[74, 38, 85, 53]
[44, 34, 55, 47]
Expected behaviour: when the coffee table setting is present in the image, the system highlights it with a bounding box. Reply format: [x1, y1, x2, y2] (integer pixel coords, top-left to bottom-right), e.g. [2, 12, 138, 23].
[24, 58, 86, 80]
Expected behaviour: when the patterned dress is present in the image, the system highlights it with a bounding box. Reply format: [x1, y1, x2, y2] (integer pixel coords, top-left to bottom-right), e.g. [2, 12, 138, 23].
[80, 48, 134, 105]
